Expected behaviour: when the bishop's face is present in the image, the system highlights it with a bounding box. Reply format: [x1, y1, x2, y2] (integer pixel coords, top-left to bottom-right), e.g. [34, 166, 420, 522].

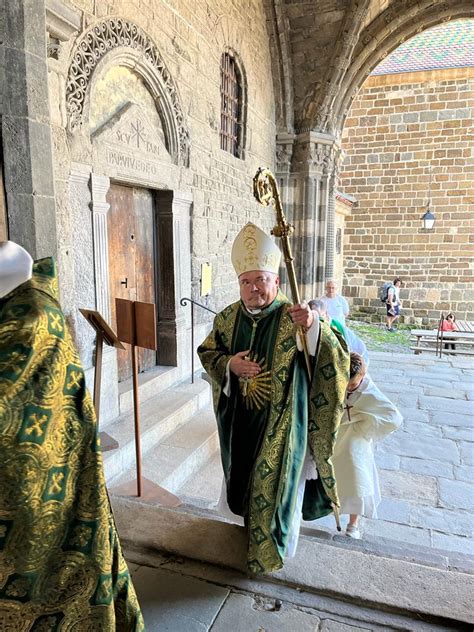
[239, 270, 279, 310]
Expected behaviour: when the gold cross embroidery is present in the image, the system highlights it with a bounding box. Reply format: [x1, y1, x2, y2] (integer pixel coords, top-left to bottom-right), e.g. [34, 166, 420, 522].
[48, 472, 64, 495]
[49, 312, 63, 332]
[67, 370, 82, 390]
[25, 413, 48, 437]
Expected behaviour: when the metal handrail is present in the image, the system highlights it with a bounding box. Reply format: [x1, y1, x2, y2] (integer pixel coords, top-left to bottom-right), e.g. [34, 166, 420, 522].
[180, 297, 217, 383]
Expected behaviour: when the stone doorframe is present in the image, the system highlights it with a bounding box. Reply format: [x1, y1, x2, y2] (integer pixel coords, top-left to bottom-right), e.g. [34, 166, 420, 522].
[84, 168, 192, 368]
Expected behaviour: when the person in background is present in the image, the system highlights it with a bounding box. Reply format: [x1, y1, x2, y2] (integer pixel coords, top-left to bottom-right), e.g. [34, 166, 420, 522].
[332, 353, 402, 539]
[320, 279, 350, 327]
[386, 277, 402, 332]
[441, 312, 457, 351]
[309, 299, 369, 368]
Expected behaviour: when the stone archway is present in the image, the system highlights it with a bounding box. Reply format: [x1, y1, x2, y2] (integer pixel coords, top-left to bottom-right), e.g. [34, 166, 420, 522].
[66, 18, 189, 166]
[332, 1, 474, 138]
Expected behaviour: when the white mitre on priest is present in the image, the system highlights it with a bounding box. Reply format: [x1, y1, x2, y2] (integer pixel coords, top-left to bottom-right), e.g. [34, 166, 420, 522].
[0, 241, 33, 298]
[231, 222, 281, 277]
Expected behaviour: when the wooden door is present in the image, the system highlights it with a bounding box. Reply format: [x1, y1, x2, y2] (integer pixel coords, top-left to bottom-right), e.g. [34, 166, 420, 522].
[133, 188, 156, 373]
[107, 183, 156, 382]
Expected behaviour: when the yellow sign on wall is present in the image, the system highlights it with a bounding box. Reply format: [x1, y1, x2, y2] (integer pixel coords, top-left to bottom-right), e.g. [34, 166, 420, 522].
[200, 263, 212, 297]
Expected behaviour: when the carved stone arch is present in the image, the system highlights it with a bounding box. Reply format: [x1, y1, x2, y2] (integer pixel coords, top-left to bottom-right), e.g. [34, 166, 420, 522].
[66, 18, 189, 166]
[332, 3, 474, 138]
[262, 0, 295, 134]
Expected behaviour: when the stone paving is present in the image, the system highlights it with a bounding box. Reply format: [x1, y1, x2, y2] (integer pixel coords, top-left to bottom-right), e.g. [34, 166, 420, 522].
[126, 551, 461, 632]
[361, 351, 473, 555]
[179, 351, 474, 561]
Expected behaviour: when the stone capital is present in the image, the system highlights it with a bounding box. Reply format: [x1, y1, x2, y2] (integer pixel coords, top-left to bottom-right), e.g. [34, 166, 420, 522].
[291, 131, 342, 177]
[275, 133, 296, 174]
[89, 173, 110, 214]
[70, 162, 91, 186]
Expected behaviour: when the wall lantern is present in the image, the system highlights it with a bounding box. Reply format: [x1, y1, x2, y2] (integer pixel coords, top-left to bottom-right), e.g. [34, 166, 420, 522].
[421, 166, 435, 230]
[421, 208, 435, 230]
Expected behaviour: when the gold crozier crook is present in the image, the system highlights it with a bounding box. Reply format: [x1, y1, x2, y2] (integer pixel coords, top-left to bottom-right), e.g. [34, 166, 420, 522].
[252, 167, 312, 380]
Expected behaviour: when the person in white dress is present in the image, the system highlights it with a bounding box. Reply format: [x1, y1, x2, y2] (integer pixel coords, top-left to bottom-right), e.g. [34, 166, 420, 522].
[319, 279, 350, 326]
[333, 353, 402, 539]
[309, 299, 369, 367]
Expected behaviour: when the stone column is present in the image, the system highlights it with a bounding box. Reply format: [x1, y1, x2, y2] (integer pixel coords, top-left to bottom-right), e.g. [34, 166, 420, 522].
[84, 170, 118, 423]
[285, 131, 339, 299]
[325, 146, 343, 282]
[1, 0, 57, 257]
[89, 173, 111, 324]
[325, 171, 337, 280]
[275, 133, 296, 296]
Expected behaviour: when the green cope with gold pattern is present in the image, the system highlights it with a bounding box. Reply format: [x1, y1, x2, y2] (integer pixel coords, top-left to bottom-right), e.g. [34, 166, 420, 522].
[0, 258, 144, 631]
[198, 290, 349, 574]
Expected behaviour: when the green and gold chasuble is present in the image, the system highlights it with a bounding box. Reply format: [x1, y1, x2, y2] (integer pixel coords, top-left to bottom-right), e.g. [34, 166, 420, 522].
[198, 291, 349, 574]
[0, 258, 144, 631]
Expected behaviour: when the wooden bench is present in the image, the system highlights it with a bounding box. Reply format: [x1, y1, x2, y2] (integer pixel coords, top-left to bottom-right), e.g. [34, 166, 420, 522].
[410, 327, 474, 356]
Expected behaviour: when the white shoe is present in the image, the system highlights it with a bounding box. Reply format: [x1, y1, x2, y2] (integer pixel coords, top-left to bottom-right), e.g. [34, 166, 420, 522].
[346, 524, 361, 539]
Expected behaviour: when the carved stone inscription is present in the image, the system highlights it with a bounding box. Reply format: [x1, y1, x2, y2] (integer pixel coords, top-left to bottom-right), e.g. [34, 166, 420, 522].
[93, 101, 171, 180]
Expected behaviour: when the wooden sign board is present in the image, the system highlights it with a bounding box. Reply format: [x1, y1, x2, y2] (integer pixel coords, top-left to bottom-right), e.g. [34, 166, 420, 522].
[135, 301, 157, 350]
[116, 298, 135, 345]
[115, 298, 157, 350]
[79, 308, 125, 350]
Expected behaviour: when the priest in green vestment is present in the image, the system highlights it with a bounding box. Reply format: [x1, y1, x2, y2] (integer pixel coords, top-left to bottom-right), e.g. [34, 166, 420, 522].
[198, 223, 350, 574]
[0, 242, 144, 630]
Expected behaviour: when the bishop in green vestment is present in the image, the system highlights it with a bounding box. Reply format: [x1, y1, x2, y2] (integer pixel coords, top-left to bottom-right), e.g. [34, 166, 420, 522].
[0, 252, 144, 630]
[198, 223, 349, 574]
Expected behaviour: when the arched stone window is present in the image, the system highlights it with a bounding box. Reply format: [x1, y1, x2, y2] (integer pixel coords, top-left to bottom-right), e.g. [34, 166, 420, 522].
[220, 51, 246, 158]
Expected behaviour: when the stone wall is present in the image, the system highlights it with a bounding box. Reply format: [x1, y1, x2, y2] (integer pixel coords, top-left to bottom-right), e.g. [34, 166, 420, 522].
[46, 0, 277, 363]
[36, 0, 280, 417]
[340, 67, 474, 325]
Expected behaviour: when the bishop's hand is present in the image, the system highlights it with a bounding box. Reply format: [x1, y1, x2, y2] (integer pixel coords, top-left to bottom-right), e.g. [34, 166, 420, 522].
[288, 302, 314, 330]
[229, 350, 262, 378]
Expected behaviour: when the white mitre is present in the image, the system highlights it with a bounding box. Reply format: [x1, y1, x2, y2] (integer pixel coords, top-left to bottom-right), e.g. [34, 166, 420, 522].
[0, 241, 34, 298]
[231, 222, 281, 277]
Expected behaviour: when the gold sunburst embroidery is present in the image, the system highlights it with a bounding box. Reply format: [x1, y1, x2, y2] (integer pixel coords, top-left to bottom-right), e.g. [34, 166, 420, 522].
[239, 354, 272, 410]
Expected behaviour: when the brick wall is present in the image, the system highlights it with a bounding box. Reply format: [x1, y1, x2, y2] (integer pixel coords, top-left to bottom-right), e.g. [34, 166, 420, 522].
[340, 67, 474, 325]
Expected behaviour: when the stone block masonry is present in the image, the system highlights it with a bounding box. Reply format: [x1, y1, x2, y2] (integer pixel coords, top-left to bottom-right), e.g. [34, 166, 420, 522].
[340, 67, 474, 325]
[47, 0, 278, 322]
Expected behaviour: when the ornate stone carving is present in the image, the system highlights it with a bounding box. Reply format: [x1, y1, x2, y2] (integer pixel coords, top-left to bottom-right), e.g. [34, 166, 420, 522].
[276, 138, 294, 173]
[308, 142, 333, 175]
[47, 35, 61, 59]
[66, 18, 189, 166]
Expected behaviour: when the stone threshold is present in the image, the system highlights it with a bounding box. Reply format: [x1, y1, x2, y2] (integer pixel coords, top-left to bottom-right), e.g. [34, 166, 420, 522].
[125, 547, 469, 632]
[112, 496, 474, 627]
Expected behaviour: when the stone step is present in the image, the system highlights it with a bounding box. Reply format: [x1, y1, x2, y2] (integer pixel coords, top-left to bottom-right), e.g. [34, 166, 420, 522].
[103, 378, 210, 484]
[112, 497, 474, 626]
[110, 407, 219, 494]
[177, 451, 223, 507]
[118, 365, 180, 416]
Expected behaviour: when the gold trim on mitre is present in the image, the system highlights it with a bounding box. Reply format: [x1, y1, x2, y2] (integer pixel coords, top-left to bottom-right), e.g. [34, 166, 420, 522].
[231, 222, 281, 276]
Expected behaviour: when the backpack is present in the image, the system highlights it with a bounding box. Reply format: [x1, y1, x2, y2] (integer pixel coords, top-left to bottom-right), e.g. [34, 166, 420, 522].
[379, 282, 394, 304]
